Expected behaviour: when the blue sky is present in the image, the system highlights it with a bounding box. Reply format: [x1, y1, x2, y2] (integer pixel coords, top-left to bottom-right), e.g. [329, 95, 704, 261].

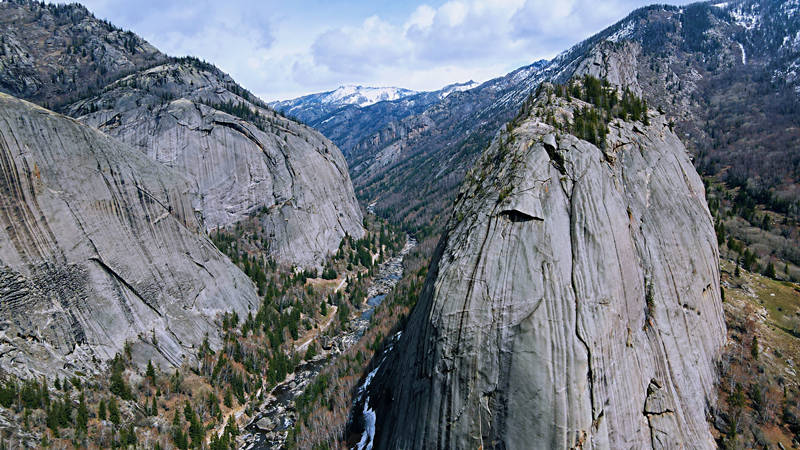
[70, 0, 691, 101]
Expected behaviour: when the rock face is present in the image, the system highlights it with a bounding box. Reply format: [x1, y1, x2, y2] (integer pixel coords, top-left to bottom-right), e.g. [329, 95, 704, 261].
[0, 1, 165, 107]
[0, 0, 364, 270]
[366, 91, 725, 448]
[67, 61, 364, 268]
[574, 41, 643, 97]
[0, 93, 259, 377]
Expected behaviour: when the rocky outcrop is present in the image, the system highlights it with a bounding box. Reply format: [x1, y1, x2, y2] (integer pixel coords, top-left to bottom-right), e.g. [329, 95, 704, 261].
[364, 90, 725, 448]
[0, 0, 165, 107]
[0, 93, 259, 377]
[68, 61, 364, 269]
[574, 41, 643, 96]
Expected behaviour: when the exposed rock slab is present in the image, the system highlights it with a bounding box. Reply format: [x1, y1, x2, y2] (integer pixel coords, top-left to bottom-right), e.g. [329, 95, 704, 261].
[366, 93, 725, 449]
[0, 93, 259, 377]
[68, 62, 364, 269]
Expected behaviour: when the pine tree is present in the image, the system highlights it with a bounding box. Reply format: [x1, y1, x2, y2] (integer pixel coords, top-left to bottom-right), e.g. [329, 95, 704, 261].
[224, 389, 233, 408]
[98, 398, 107, 421]
[108, 397, 120, 425]
[763, 261, 776, 279]
[76, 392, 88, 433]
[751, 336, 759, 360]
[183, 400, 193, 422]
[188, 412, 204, 447]
[172, 409, 188, 450]
[109, 356, 131, 399]
[146, 360, 156, 385]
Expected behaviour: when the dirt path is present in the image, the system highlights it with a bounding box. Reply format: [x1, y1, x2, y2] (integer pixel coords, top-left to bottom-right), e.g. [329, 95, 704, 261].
[296, 306, 338, 353]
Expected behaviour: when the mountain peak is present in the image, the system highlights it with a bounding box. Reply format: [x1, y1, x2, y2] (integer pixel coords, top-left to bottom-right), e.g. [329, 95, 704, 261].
[324, 85, 419, 107]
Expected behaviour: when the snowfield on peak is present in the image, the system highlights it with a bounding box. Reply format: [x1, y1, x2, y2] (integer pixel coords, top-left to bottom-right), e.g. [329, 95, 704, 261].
[271, 85, 419, 111]
[323, 85, 418, 107]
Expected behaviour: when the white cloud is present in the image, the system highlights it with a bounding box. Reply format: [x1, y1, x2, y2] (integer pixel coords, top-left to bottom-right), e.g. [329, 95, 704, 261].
[63, 0, 692, 101]
[406, 5, 436, 30]
[305, 0, 529, 91]
[311, 16, 411, 74]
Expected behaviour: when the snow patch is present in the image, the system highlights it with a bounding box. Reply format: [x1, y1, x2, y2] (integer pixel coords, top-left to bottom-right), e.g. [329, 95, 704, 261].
[607, 21, 634, 43]
[736, 42, 746, 65]
[324, 85, 417, 107]
[439, 81, 479, 98]
[355, 364, 381, 450]
[782, 0, 800, 17]
[356, 396, 376, 450]
[352, 330, 405, 450]
[712, 2, 729, 8]
[782, 31, 800, 51]
[730, 6, 759, 30]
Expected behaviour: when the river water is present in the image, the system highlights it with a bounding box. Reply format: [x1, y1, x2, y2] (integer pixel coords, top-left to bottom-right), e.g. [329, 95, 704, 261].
[242, 236, 416, 449]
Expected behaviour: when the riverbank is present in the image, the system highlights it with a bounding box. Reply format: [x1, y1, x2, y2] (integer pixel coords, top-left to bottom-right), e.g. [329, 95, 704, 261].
[241, 236, 417, 449]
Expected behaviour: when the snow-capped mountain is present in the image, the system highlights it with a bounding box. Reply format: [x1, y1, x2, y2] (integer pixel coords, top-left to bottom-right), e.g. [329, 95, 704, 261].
[438, 80, 480, 98]
[269, 85, 418, 124]
[269, 80, 484, 147]
[321, 85, 418, 107]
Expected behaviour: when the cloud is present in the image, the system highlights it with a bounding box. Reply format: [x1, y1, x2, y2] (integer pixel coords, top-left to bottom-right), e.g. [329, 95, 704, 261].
[64, 0, 692, 100]
[74, 0, 276, 83]
[308, 0, 527, 79]
[510, 0, 652, 53]
[311, 16, 411, 75]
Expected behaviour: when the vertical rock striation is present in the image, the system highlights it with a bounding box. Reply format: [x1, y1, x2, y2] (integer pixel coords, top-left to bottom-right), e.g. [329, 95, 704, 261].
[366, 89, 725, 449]
[68, 61, 364, 269]
[0, 93, 258, 377]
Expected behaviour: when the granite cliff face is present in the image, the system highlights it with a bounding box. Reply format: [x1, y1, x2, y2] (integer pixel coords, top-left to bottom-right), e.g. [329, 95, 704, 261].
[0, 93, 259, 377]
[364, 88, 725, 448]
[67, 60, 364, 268]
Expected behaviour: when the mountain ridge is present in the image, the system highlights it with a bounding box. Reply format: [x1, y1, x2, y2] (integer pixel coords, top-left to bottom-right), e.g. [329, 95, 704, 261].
[320, 0, 799, 247]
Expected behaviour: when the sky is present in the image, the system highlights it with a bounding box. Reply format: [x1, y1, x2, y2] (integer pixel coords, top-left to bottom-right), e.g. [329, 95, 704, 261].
[67, 0, 690, 101]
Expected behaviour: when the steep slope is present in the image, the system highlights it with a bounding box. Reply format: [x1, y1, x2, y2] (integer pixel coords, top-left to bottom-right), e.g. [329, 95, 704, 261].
[340, 0, 799, 237]
[348, 60, 551, 233]
[0, 0, 166, 107]
[66, 59, 364, 269]
[360, 85, 725, 448]
[0, 93, 259, 377]
[556, 0, 800, 207]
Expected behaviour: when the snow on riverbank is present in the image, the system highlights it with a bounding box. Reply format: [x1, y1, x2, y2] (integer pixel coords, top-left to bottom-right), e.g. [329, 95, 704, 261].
[353, 331, 403, 450]
[355, 364, 382, 450]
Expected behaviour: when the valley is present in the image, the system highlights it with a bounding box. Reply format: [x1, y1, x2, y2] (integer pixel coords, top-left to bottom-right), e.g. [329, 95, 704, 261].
[242, 237, 415, 449]
[0, 0, 798, 448]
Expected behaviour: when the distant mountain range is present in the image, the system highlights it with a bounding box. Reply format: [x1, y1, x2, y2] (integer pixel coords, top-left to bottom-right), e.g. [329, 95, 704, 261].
[273, 85, 419, 112]
[270, 81, 480, 147]
[272, 0, 800, 246]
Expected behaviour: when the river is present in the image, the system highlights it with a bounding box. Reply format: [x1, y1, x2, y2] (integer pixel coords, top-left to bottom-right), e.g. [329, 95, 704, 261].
[241, 236, 417, 449]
